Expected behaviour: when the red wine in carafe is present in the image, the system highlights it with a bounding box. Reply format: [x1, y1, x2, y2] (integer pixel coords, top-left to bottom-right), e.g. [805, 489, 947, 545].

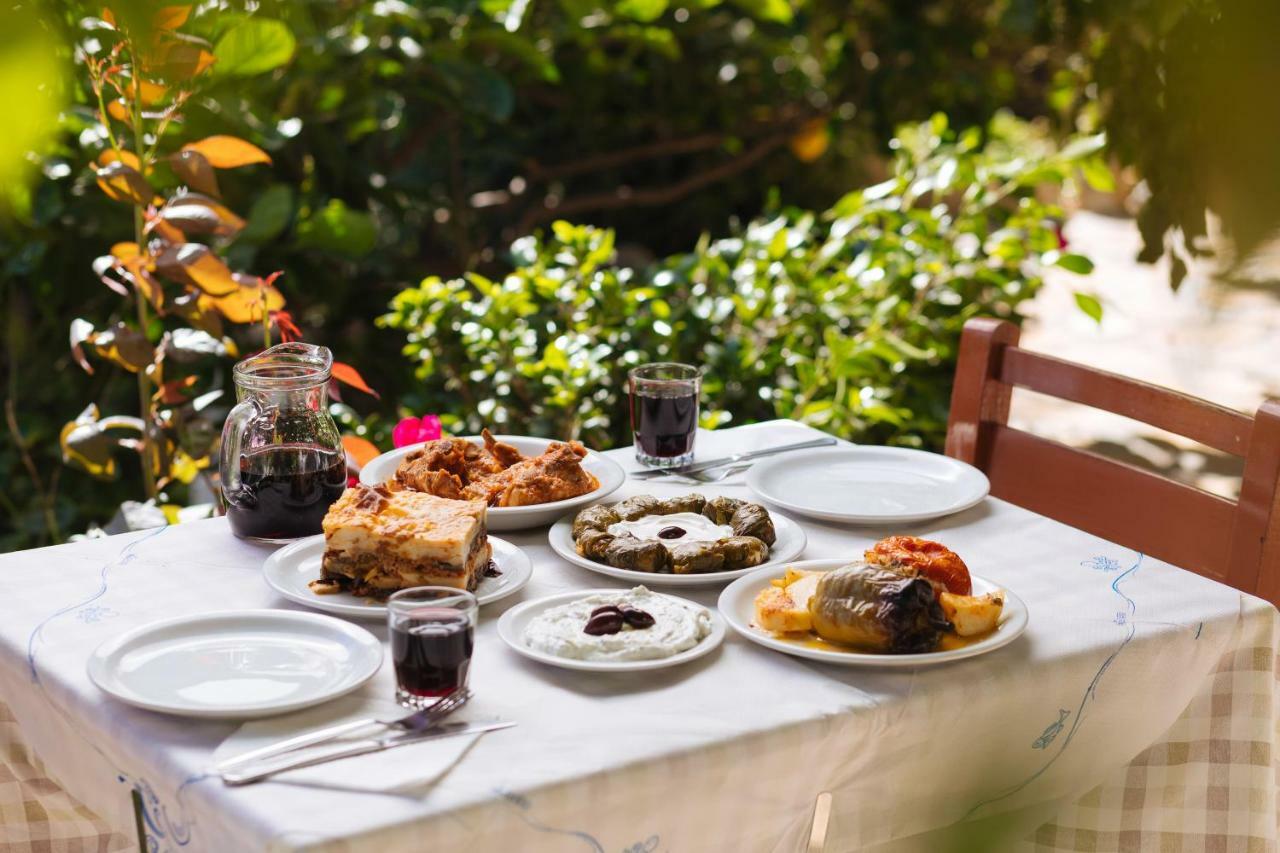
[225, 444, 346, 540]
[632, 389, 698, 458]
[391, 610, 474, 698]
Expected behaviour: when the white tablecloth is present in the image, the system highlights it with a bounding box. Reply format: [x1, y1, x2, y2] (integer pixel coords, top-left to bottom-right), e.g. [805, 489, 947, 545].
[0, 421, 1276, 852]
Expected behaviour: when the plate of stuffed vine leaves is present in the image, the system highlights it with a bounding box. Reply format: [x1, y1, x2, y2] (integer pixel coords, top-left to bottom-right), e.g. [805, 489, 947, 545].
[717, 536, 1028, 666]
[548, 493, 807, 587]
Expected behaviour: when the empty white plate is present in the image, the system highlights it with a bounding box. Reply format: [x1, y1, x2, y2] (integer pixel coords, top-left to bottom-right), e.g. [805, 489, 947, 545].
[497, 589, 725, 672]
[87, 610, 383, 718]
[745, 446, 989, 524]
[358, 435, 626, 531]
[547, 507, 807, 587]
[263, 534, 533, 619]
[718, 560, 1028, 668]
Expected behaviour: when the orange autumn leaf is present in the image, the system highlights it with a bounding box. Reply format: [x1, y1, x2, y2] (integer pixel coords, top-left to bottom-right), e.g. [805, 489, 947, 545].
[96, 161, 154, 206]
[181, 135, 272, 169]
[98, 149, 142, 171]
[110, 241, 141, 263]
[152, 5, 191, 31]
[106, 98, 129, 121]
[169, 149, 219, 197]
[331, 362, 380, 399]
[211, 283, 284, 323]
[341, 435, 381, 469]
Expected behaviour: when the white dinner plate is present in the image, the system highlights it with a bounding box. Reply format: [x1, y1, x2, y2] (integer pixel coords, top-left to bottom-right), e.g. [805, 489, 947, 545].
[262, 534, 533, 619]
[87, 610, 383, 718]
[547, 506, 807, 587]
[497, 589, 725, 672]
[358, 435, 626, 531]
[718, 559, 1028, 667]
[745, 446, 989, 525]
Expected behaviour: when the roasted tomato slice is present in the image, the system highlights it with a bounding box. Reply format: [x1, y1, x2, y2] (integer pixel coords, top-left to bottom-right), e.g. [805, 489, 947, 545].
[865, 535, 972, 596]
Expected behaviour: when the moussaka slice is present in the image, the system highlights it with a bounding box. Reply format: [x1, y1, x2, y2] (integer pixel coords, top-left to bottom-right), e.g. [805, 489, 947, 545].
[314, 485, 490, 597]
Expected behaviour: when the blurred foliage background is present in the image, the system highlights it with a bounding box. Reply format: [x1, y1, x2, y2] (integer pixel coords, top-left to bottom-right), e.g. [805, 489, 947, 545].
[2, 0, 1275, 549]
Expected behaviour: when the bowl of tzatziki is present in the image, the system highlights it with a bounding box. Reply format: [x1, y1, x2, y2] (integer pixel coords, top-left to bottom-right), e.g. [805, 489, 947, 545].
[497, 587, 725, 672]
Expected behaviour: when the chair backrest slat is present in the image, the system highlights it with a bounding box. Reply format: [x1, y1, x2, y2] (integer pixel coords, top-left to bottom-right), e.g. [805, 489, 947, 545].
[946, 317, 1280, 606]
[999, 347, 1253, 456]
[983, 424, 1237, 579]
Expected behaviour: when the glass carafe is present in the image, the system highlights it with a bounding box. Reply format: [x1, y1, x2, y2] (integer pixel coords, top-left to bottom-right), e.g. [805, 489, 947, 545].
[220, 343, 347, 542]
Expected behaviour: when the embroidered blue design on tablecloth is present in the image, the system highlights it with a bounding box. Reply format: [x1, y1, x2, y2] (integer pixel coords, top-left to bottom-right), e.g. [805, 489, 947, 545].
[964, 552, 1144, 818]
[1081, 556, 1121, 572]
[493, 788, 661, 851]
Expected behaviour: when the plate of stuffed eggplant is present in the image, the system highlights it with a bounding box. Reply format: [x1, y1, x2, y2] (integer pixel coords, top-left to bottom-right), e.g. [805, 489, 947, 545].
[548, 493, 807, 587]
[717, 536, 1028, 666]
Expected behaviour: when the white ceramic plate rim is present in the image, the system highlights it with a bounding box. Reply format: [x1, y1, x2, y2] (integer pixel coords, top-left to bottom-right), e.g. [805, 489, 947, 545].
[86, 609, 383, 718]
[717, 559, 1028, 667]
[358, 434, 626, 518]
[262, 534, 533, 618]
[745, 446, 990, 524]
[497, 588, 726, 672]
[547, 508, 807, 587]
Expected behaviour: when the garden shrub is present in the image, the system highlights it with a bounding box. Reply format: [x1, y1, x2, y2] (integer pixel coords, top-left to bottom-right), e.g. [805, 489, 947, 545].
[382, 113, 1099, 451]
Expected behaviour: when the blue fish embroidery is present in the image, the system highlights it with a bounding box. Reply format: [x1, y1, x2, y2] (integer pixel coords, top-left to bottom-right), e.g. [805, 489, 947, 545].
[1032, 709, 1070, 749]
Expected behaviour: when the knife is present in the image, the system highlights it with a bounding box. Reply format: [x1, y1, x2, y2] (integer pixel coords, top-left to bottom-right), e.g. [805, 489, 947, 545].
[631, 437, 837, 479]
[220, 720, 516, 786]
[214, 689, 473, 773]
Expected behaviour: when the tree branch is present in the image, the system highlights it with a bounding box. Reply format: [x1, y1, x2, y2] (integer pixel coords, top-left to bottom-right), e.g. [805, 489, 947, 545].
[515, 131, 793, 234]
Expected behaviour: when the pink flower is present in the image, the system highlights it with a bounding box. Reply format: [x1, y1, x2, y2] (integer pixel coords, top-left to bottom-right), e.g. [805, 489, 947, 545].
[393, 414, 443, 448]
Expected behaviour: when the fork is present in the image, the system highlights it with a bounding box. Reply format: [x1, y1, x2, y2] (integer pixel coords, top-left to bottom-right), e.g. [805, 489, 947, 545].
[671, 463, 752, 484]
[214, 687, 473, 772]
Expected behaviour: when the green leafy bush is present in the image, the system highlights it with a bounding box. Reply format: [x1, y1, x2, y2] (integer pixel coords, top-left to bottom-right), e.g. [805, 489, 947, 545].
[383, 114, 1099, 450]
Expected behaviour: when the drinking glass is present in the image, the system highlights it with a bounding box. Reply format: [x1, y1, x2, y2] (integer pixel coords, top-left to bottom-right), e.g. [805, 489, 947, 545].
[628, 362, 701, 468]
[387, 587, 478, 709]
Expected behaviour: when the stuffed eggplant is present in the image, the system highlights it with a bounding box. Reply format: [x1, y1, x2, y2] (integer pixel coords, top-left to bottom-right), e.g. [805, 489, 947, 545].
[809, 562, 949, 653]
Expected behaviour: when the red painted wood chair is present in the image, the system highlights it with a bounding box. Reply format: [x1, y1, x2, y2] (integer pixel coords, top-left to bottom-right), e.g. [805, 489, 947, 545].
[945, 317, 1280, 606]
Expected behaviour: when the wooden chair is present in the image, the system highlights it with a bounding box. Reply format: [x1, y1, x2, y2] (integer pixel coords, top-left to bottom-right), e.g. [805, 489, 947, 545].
[945, 317, 1280, 606]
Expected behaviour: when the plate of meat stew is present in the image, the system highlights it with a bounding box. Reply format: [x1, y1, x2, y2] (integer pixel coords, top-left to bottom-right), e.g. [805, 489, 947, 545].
[359, 432, 626, 531]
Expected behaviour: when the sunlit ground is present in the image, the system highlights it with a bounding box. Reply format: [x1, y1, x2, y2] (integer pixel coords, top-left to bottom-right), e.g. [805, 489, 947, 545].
[1014, 211, 1280, 498]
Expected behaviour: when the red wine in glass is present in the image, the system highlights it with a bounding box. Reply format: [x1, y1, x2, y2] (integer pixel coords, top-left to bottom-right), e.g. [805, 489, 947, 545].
[391, 608, 475, 701]
[224, 443, 347, 541]
[629, 363, 701, 467]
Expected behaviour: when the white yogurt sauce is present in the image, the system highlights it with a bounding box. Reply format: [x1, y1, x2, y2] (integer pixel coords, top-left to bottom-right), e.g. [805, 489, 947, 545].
[522, 586, 712, 661]
[607, 512, 732, 544]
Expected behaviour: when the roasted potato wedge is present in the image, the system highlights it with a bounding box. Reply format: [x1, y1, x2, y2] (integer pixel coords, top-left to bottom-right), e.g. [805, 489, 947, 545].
[939, 590, 1005, 637]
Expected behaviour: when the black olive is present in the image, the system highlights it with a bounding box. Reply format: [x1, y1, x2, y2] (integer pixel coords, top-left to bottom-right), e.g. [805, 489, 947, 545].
[620, 607, 656, 629]
[589, 605, 622, 619]
[657, 526, 686, 540]
[583, 612, 624, 635]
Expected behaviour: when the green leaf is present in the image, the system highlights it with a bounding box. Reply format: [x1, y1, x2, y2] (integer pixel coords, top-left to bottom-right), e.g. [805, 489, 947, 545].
[239, 184, 294, 244]
[1073, 291, 1104, 323]
[1081, 156, 1115, 192]
[214, 19, 297, 77]
[1054, 253, 1095, 275]
[434, 59, 514, 122]
[727, 0, 792, 23]
[295, 199, 377, 257]
[616, 0, 668, 22]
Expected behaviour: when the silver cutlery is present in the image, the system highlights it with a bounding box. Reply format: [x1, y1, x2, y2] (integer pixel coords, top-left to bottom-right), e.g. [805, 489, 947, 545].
[670, 463, 752, 484]
[220, 719, 515, 786]
[214, 687, 472, 773]
[631, 437, 837, 480]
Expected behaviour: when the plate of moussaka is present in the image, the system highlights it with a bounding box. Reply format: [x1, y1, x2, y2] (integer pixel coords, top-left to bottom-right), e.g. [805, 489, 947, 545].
[548, 493, 807, 587]
[358, 430, 626, 531]
[262, 484, 533, 620]
[717, 536, 1027, 667]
